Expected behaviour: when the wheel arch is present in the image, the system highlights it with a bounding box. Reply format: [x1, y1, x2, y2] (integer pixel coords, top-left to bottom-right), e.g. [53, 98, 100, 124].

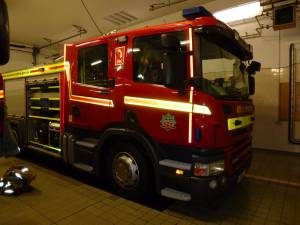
[97, 126, 162, 194]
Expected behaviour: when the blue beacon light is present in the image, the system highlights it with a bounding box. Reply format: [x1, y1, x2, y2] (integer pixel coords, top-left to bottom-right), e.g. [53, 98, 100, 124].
[183, 6, 213, 20]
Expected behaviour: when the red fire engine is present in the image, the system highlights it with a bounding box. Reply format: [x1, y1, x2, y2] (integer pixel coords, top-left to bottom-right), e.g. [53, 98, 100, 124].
[3, 7, 260, 201]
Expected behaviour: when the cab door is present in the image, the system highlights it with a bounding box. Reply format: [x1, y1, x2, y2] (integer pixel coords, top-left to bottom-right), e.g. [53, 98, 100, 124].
[68, 40, 114, 131]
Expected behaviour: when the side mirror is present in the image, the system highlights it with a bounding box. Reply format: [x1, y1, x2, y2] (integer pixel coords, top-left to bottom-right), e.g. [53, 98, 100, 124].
[247, 61, 261, 75]
[0, 0, 9, 65]
[248, 75, 255, 95]
[161, 33, 180, 49]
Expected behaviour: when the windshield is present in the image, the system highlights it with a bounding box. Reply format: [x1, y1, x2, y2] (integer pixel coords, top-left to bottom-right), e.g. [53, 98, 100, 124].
[197, 36, 249, 99]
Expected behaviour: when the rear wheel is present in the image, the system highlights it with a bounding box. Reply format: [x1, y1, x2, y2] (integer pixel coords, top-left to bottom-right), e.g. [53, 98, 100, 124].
[106, 141, 152, 199]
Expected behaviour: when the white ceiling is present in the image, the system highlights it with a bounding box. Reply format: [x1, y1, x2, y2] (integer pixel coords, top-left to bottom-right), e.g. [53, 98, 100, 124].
[7, 0, 215, 49]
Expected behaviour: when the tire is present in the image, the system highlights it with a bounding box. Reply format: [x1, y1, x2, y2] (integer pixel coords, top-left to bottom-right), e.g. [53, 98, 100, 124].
[106, 141, 152, 199]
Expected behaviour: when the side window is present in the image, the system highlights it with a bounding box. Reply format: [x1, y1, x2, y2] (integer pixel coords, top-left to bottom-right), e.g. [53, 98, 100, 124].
[133, 35, 163, 84]
[78, 44, 108, 87]
[133, 32, 186, 85]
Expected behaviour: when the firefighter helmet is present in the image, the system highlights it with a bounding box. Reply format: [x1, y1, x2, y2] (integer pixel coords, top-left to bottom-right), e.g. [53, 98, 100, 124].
[0, 165, 36, 195]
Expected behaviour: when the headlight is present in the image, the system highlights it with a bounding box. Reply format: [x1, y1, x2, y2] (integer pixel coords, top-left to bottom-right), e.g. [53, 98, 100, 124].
[194, 160, 225, 177]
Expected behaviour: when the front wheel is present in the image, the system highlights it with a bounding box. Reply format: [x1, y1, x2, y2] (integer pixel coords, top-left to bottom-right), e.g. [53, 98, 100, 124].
[106, 142, 152, 199]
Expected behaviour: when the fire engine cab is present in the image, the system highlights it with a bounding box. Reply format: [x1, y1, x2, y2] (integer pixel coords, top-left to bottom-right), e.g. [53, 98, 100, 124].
[3, 7, 260, 201]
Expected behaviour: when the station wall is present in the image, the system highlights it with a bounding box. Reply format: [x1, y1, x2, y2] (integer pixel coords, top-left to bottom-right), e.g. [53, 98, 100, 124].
[246, 21, 300, 152]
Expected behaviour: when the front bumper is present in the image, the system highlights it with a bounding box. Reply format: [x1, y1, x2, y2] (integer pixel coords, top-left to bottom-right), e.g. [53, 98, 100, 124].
[190, 155, 251, 200]
[158, 148, 252, 201]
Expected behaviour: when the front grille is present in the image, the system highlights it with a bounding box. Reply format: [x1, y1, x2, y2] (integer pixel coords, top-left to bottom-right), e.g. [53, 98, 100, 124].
[231, 135, 251, 172]
[230, 126, 251, 137]
[221, 104, 233, 115]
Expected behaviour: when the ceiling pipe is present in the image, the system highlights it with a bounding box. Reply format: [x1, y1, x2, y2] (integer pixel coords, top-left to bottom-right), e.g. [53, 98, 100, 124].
[10, 25, 87, 65]
[80, 0, 103, 34]
[10, 48, 32, 54]
[32, 47, 39, 65]
[39, 25, 87, 50]
[260, 0, 293, 6]
[149, 0, 187, 11]
[34, 25, 86, 64]
[260, 0, 299, 12]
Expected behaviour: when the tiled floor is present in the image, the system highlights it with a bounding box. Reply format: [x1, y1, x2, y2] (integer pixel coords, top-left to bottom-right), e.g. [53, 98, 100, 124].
[0, 149, 300, 225]
[248, 149, 300, 185]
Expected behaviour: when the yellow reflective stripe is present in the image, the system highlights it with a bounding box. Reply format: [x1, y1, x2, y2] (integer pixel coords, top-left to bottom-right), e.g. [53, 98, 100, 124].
[30, 86, 59, 90]
[4, 60, 114, 108]
[227, 115, 254, 131]
[125, 96, 192, 113]
[49, 86, 60, 89]
[30, 106, 60, 111]
[188, 28, 194, 143]
[30, 97, 59, 101]
[0, 90, 4, 99]
[29, 115, 60, 121]
[49, 107, 60, 111]
[29, 141, 61, 152]
[70, 95, 114, 107]
[2, 62, 65, 80]
[193, 104, 211, 115]
[64, 61, 114, 107]
[124, 96, 211, 115]
[30, 87, 41, 90]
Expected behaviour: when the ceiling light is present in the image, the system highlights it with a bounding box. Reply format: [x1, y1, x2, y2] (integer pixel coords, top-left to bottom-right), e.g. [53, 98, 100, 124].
[213, 2, 262, 23]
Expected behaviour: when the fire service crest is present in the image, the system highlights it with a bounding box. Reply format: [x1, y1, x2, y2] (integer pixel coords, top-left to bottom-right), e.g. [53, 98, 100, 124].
[160, 113, 176, 131]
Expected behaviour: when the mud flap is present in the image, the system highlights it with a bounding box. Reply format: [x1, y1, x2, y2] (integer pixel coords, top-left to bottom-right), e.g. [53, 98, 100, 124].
[0, 107, 20, 157]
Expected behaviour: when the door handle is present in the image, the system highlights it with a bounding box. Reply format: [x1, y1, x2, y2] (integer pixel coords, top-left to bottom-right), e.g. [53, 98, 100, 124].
[72, 105, 80, 117]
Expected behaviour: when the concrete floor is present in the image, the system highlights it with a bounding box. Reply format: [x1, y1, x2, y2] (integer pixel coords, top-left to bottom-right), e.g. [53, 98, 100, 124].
[0, 149, 300, 225]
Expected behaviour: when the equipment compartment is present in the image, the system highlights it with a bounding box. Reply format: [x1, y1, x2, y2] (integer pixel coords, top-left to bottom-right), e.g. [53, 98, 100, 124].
[26, 78, 61, 152]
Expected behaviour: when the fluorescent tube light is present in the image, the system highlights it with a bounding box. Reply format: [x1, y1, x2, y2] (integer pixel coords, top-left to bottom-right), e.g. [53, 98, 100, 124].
[213, 2, 262, 23]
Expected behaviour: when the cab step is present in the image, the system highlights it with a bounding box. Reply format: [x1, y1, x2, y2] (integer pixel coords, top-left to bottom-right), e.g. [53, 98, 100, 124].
[75, 138, 99, 149]
[73, 163, 93, 172]
[161, 187, 191, 201]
